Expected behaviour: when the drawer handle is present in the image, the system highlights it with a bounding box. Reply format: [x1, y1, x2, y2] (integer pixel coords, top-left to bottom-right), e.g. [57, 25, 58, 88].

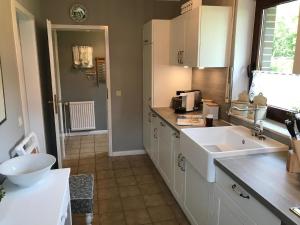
[180, 156, 186, 172]
[154, 128, 158, 139]
[232, 184, 250, 199]
[160, 122, 166, 127]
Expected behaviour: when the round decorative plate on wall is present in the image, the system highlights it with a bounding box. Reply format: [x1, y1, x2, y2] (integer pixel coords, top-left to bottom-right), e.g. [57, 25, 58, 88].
[70, 4, 87, 22]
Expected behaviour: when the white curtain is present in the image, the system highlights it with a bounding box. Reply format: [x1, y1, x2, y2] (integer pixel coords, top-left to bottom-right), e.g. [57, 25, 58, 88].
[249, 70, 300, 110]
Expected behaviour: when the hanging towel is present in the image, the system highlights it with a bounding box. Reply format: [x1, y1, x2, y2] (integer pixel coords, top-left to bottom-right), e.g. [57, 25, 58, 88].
[72, 46, 81, 67]
[80, 46, 93, 68]
[72, 46, 94, 68]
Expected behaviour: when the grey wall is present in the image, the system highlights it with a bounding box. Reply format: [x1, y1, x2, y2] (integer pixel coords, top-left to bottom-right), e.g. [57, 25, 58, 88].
[40, 0, 181, 152]
[57, 31, 107, 131]
[0, 0, 43, 162]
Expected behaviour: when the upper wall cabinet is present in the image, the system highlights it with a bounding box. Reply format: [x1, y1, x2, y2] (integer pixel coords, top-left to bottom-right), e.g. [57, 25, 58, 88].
[170, 6, 233, 68]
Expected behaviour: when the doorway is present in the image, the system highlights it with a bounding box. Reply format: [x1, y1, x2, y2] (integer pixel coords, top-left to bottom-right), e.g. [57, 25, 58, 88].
[11, 0, 47, 153]
[47, 23, 113, 168]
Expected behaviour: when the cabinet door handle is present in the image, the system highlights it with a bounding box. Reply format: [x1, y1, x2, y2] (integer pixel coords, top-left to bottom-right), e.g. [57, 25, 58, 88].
[177, 153, 182, 167]
[181, 51, 184, 64]
[152, 113, 157, 118]
[231, 184, 250, 199]
[180, 155, 186, 172]
[154, 128, 158, 139]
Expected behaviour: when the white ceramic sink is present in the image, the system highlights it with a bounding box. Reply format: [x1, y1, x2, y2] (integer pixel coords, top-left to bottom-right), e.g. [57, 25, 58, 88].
[0, 153, 56, 187]
[180, 126, 288, 182]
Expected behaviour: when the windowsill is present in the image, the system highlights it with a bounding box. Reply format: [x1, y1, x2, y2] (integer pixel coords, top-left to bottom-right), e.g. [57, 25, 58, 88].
[230, 114, 290, 139]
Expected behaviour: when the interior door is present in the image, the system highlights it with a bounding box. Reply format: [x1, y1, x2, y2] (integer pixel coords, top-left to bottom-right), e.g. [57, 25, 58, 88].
[47, 20, 64, 168]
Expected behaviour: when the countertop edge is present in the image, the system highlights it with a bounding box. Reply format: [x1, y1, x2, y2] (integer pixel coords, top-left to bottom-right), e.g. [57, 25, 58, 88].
[150, 107, 181, 132]
[214, 159, 297, 225]
[150, 107, 231, 132]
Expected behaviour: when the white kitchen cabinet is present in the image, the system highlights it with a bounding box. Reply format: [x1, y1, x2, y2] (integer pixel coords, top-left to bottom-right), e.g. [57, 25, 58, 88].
[214, 168, 281, 225]
[143, 104, 152, 155]
[172, 131, 185, 204]
[170, 6, 232, 68]
[184, 161, 214, 225]
[143, 20, 192, 153]
[158, 120, 174, 188]
[142, 20, 192, 108]
[170, 14, 186, 65]
[209, 185, 257, 225]
[150, 113, 159, 166]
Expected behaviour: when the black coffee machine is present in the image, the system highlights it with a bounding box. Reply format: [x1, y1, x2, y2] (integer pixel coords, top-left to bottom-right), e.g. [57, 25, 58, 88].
[171, 90, 202, 114]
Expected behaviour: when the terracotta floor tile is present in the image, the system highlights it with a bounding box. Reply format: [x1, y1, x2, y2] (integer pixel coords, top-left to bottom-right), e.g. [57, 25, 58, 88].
[99, 212, 126, 225]
[143, 194, 167, 207]
[121, 196, 146, 210]
[139, 183, 162, 195]
[98, 187, 120, 200]
[99, 198, 123, 214]
[97, 178, 117, 189]
[153, 220, 180, 225]
[124, 209, 152, 225]
[64, 134, 190, 225]
[147, 206, 175, 222]
[119, 185, 141, 198]
[96, 170, 114, 180]
[112, 160, 131, 169]
[114, 168, 133, 177]
[136, 175, 156, 185]
[132, 167, 154, 176]
[116, 176, 137, 186]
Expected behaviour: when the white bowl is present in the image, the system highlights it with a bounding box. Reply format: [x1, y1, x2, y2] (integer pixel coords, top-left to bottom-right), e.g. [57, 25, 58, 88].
[0, 154, 56, 187]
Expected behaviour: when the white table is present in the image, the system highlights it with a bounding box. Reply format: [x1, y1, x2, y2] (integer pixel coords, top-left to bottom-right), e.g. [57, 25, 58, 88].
[0, 169, 71, 225]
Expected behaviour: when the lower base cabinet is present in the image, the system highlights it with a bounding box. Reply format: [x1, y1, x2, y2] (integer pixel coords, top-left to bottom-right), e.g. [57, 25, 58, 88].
[146, 112, 281, 225]
[158, 120, 173, 188]
[150, 113, 159, 166]
[173, 131, 185, 204]
[184, 161, 214, 225]
[209, 186, 257, 225]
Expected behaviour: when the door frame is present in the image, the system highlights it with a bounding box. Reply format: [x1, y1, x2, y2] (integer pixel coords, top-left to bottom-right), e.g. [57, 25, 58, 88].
[10, 0, 47, 153]
[50, 24, 113, 157]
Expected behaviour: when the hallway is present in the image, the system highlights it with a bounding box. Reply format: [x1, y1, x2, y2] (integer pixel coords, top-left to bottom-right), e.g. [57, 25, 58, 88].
[63, 134, 190, 225]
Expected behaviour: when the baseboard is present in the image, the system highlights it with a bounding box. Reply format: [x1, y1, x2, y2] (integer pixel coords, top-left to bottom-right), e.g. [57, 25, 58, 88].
[111, 149, 146, 157]
[66, 130, 108, 137]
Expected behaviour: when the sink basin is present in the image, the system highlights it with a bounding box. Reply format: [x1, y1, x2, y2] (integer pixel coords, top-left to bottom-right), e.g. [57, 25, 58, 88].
[0, 153, 56, 187]
[180, 126, 288, 182]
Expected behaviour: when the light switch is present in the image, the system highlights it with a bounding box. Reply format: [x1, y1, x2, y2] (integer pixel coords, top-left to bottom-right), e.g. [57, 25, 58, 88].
[116, 90, 122, 97]
[18, 116, 23, 127]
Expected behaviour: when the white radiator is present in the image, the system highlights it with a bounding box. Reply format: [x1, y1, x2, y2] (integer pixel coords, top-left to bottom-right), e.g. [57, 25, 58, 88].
[69, 101, 96, 131]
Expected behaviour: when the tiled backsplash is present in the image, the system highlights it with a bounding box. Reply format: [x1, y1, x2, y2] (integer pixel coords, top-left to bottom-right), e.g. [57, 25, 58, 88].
[192, 68, 227, 106]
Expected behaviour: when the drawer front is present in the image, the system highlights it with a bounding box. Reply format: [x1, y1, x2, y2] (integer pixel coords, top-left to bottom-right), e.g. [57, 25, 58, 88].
[59, 183, 70, 225]
[216, 168, 281, 225]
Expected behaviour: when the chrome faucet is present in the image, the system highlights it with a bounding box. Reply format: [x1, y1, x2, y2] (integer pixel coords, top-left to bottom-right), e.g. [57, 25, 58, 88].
[228, 104, 266, 140]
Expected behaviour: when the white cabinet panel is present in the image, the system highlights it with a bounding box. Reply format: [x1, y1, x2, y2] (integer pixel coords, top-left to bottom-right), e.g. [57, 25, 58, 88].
[209, 186, 257, 225]
[173, 132, 185, 204]
[170, 6, 232, 68]
[170, 15, 185, 66]
[198, 6, 232, 68]
[184, 161, 214, 225]
[158, 120, 173, 187]
[215, 168, 281, 225]
[143, 104, 151, 155]
[150, 113, 159, 166]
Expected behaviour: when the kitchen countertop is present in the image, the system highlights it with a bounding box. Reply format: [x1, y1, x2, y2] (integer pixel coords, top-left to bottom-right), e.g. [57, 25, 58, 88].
[151, 107, 230, 132]
[215, 152, 300, 225]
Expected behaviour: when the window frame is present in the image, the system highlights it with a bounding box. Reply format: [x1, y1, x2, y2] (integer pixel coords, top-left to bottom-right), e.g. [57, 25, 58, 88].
[250, 0, 298, 123]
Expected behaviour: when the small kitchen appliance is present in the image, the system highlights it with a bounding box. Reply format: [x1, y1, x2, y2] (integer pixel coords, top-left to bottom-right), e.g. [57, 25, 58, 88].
[173, 90, 201, 113]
